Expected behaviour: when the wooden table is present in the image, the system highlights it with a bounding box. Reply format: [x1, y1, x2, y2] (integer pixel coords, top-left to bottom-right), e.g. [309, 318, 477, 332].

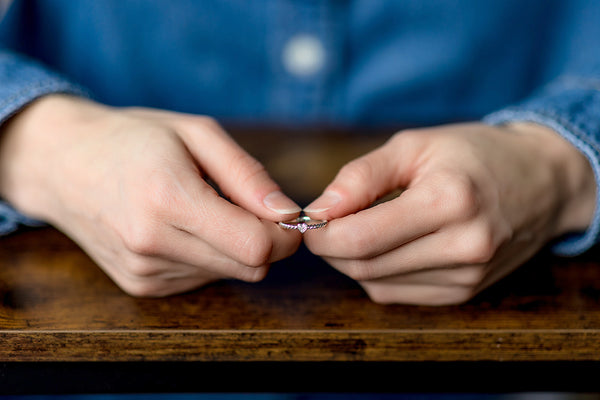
[1, 130, 600, 394]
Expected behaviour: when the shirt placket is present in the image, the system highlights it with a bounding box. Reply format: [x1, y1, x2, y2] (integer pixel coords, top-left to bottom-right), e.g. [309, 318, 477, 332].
[266, 0, 344, 125]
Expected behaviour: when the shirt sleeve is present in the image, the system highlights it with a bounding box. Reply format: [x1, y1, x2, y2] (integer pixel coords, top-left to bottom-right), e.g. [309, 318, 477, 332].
[484, 76, 600, 256]
[0, 50, 90, 235]
[482, 0, 600, 257]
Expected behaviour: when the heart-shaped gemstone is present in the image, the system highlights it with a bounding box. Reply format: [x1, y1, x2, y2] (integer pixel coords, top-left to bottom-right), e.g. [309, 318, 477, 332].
[298, 223, 309, 233]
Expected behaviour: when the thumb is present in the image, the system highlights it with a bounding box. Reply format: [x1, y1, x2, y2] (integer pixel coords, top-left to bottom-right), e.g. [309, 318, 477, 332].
[181, 119, 301, 221]
[304, 137, 411, 220]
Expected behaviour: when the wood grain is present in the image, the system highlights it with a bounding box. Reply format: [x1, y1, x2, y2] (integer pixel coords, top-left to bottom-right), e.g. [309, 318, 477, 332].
[2, 131, 600, 363]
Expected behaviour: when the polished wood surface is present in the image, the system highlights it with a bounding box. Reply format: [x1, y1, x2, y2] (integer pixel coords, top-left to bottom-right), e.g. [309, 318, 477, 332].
[1, 130, 600, 364]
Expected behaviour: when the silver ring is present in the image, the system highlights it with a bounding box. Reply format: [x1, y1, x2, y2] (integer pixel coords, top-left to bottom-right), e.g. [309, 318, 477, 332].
[278, 215, 327, 233]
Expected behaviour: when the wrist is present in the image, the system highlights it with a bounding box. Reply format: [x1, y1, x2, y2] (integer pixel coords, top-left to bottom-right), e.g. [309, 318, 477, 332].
[0, 94, 108, 219]
[506, 122, 597, 238]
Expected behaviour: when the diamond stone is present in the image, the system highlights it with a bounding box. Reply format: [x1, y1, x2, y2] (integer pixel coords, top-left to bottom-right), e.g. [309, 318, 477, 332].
[298, 223, 309, 233]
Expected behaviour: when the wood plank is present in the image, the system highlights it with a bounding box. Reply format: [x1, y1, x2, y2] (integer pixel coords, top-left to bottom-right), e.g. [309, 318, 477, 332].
[2, 131, 600, 363]
[1, 330, 600, 362]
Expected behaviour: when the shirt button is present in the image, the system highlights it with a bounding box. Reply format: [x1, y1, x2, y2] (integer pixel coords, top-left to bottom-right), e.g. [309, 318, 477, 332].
[282, 34, 326, 77]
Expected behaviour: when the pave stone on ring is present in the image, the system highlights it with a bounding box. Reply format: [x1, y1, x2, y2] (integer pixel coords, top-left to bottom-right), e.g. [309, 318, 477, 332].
[278, 215, 327, 233]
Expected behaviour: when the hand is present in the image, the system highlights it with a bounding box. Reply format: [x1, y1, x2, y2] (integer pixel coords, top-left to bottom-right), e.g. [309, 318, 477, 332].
[0, 95, 302, 296]
[303, 123, 596, 305]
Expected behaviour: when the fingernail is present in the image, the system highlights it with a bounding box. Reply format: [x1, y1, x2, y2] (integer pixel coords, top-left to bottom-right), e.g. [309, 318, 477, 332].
[263, 191, 302, 215]
[304, 191, 342, 213]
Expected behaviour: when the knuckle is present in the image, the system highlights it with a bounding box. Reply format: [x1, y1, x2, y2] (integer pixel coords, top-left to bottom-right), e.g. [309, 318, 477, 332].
[181, 114, 221, 132]
[457, 225, 496, 264]
[339, 224, 380, 260]
[344, 259, 379, 282]
[121, 222, 162, 257]
[231, 153, 268, 188]
[424, 173, 479, 221]
[177, 115, 226, 141]
[390, 129, 418, 144]
[444, 175, 479, 219]
[452, 266, 488, 287]
[121, 181, 179, 257]
[359, 282, 392, 304]
[196, 115, 221, 131]
[235, 265, 269, 283]
[338, 158, 376, 190]
[365, 289, 396, 305]
[119, 279, 164, 298]
[122, 256, 161, 278]
[235, 230, 273, 267]
[388, 129, 428, 158]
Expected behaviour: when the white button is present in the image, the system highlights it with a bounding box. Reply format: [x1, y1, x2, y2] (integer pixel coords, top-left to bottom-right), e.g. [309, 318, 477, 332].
[282, 34, 326, 77]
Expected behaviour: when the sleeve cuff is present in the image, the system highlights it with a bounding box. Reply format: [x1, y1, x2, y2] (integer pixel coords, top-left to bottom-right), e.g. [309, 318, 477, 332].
[0, 200, 45, 235]
[0, 51, 91, 126]
[483, 80, 600, 256]
[0, 51, 91, 236]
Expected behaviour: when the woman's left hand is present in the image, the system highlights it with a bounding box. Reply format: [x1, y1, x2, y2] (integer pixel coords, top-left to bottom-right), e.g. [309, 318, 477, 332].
[303, 123, 596, 305]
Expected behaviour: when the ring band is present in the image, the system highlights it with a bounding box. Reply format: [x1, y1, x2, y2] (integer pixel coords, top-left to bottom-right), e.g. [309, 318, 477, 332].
[278, 215, 327, 233]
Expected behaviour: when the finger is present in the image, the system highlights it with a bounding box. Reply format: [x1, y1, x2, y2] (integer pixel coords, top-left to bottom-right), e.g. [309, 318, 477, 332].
[113, 267, 223, 298]
[358, 264, 488, 288]
[169, 220, 301, 268]
[121, 224, 275, 281]
[319, 231, 451, 280]
[179, 117, 301, 221]
[359, 281, 475, 306]
[176, 194, 297, 267]
[98, 254, 224, 297]
[144, 165, 302, 267]
[474, 237, 541, 294]
[260, 218, 304, 262]
[304, 141, 402, 220]
[318, 217, 499, 280]
[303, 133, 424, 221]
[304, 179, 470, 260]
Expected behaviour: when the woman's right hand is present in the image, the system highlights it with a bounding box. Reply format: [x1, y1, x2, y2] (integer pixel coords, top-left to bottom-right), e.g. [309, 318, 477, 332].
[0, 95, 302, 296]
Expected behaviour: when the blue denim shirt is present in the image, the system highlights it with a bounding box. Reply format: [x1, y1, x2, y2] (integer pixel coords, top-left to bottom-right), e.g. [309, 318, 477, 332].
[1, 0, 600, 256]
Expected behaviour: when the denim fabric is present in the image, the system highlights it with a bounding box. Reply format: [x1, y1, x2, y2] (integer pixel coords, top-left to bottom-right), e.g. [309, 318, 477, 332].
[485, 77, 600, 255]
[0, 199, 44, 234]
[0, 0, 599, 255]
[0, 51, 88, 126]
[0, 51, 88, 231]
